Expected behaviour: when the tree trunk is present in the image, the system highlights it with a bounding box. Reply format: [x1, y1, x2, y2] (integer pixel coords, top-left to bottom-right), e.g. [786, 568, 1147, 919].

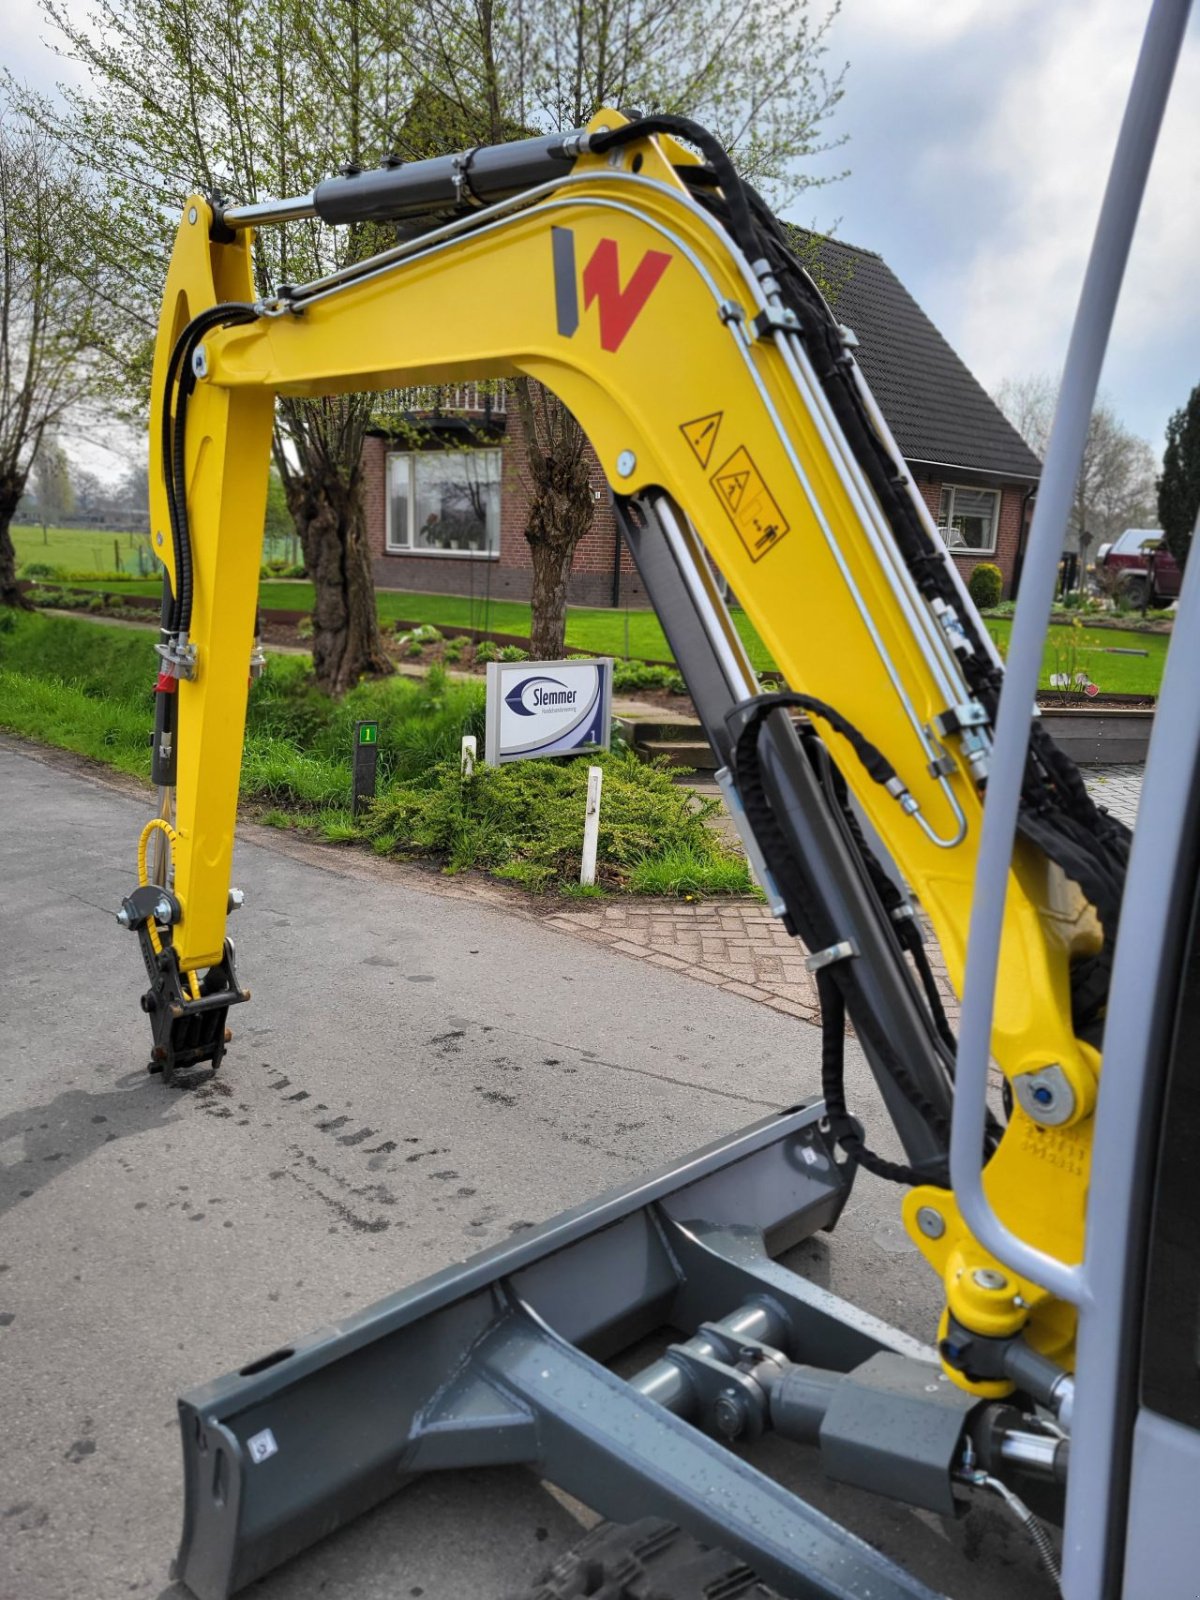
[287, 462, 393, 696]
[0, 475, 33, 609]
[514, 381, 596, 662]
[529, 537, 573, 659]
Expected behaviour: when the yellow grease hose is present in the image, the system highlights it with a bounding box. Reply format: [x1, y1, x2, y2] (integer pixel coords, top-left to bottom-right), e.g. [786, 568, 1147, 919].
[137, 818, 201, 1002]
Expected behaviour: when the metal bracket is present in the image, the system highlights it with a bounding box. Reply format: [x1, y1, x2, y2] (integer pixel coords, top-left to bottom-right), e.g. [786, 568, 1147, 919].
[930, 700, 991, 785]
[752, 304, 802, 339]
[156, 636, 199, 682]
[130, 933, 249, 1086]
[116, 882, 181, 933]
[805, 939, 859, 973]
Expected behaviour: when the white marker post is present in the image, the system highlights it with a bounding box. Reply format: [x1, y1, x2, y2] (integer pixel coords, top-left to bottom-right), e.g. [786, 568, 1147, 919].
[461, 735, 477, 778]
[580, 765, 603, 887]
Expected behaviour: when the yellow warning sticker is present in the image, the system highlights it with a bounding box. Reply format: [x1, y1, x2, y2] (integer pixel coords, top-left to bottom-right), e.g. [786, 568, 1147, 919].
[680, 411, 723, 469]
[710, 446, 790, 561]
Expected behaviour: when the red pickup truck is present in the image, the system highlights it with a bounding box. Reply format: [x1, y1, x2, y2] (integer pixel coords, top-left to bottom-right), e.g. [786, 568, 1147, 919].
[1096, 527, 1181, 608]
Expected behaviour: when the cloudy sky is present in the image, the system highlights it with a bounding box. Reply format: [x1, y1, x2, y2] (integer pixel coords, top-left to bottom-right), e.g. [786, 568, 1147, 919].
[5, 0, 1198, 473]
[795, 0, 1200, 454]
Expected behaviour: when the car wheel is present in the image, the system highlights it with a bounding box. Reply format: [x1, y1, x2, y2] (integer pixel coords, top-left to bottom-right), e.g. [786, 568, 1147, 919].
[1121, 575, 1148, 608]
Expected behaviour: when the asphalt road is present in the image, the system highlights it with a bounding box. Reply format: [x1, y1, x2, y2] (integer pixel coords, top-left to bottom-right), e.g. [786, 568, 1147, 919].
[0, 740, 1050, 1600]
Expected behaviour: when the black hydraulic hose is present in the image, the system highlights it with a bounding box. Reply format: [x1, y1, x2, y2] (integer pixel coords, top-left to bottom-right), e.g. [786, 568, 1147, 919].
[158, 303, 257, 637]
[730, 697, 954, 1180]
[675, 151, 1130, 1028]
[588, 116, 759, 264]
[815, 968, 930, 1187]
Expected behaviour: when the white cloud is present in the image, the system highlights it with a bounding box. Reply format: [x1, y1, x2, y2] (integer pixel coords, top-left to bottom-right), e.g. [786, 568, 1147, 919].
[954, 2, 1200, 441]
[802, 0, 1200, 453]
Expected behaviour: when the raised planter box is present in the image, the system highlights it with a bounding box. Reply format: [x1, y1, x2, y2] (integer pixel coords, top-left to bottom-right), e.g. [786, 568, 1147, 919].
[1038, 705, 1154, 765]
[623, 703, 1156, 772]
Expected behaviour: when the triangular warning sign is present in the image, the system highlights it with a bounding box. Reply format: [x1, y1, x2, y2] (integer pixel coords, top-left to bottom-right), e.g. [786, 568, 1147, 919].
[680, 412, 723, 469]
[716, 469, 749, 511]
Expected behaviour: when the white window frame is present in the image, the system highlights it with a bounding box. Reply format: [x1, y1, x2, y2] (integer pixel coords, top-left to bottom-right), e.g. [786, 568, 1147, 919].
[937, 483, 1000, 555]
[385, 447, 502, 559]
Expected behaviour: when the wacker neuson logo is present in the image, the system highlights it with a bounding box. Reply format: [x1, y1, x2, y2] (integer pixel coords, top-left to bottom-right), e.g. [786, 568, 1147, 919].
[504, 675, 580, 717]
[552, 227, 671, 352]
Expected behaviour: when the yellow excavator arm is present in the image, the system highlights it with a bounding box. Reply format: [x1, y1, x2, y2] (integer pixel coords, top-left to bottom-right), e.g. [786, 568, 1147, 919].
[122, 110, 1130, 1405]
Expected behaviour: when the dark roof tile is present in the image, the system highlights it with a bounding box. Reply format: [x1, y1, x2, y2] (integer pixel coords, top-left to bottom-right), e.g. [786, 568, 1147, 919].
[794, 231, 1041, 482]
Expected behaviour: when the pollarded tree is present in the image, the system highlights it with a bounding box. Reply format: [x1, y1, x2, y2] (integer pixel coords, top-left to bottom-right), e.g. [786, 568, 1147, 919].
[24, 0, 426, 691]
[386, 0, 846, 657]
[0, 98, 100, 606]
[1158, 383, 1200, 568]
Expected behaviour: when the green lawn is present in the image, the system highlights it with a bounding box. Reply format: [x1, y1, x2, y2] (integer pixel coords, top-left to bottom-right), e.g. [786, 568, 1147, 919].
[28, 568, 1171, 692]
[12, 524, 149, 574]
[40, 575, 778, 672]
[983, 618, 1168, 697]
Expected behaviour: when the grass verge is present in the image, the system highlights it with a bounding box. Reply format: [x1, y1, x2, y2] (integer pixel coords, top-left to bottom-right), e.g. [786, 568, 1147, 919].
[0, 611, 750, 897]
[36, 576, 777, 672]
[983, 618, 1168, 697]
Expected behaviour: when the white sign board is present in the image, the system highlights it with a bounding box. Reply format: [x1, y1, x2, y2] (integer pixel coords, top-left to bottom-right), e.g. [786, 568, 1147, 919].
[485, 658, 613, 764]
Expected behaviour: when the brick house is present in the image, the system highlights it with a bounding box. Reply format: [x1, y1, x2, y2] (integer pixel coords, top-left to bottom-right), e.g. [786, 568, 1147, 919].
[361, 238, 1040, 606]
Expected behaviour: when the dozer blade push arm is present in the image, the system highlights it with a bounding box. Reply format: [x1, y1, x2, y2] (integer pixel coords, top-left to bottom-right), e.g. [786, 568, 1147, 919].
[124, 111, 1129, 1388]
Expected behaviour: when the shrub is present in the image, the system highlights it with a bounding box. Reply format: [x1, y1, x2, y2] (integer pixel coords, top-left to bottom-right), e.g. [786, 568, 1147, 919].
[967, 563, 1003, 610]
[20, 561, 64, 579]
[611, 660, 688, 695]
[497, 644, 528, 662]
[474, 640, 498, 663]
[362, 749, 751, 894]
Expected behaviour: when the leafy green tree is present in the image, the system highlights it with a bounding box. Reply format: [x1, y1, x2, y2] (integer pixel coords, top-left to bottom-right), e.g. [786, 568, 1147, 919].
[1158, 383, 1200, 567]
[0, 96, 102, 606]
[396, 0, 846, 656]
[22, 0, 418, 688]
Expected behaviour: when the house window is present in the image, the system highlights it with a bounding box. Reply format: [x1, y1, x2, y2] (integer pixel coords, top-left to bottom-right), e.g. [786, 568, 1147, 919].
[386, 448, 502, 556]
[937, 485, 999, 553]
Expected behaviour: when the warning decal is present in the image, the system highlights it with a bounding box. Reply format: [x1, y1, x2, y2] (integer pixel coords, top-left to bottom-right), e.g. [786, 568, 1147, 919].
[710, 446, 790, 561]
[680, 412, 723, 469]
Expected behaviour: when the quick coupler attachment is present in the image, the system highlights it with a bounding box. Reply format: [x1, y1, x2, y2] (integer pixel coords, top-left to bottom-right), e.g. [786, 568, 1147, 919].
[116, 885, 248, 1086]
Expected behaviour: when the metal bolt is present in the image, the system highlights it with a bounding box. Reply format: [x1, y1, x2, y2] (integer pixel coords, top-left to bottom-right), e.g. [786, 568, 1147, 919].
[916, 1206, 945, 1240]
[192, 345, 208, 379]
[1013, 1063, 1075, 1127]
[116, 906, 131, 928]
[227, 887, 245, 911]
[155, 530, 164, 547]
[972, 1268, 1008, 1292]
[713, 1390, 745, 1439]
[155, 898, 173, 922]
[616, 450, 637, 478]
[187, 206, 198, 225]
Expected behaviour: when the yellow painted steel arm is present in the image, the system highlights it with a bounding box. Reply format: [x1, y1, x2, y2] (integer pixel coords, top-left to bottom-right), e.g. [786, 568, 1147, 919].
[141, 114, 1103, 1378]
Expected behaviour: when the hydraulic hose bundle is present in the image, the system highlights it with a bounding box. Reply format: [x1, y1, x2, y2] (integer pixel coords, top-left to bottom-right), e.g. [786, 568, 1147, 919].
[595, 117, 1129, 1042]
[150, 302, 259, 796]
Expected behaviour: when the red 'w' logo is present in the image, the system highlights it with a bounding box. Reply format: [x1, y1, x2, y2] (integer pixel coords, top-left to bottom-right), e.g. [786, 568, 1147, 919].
[553, 228, 672, 353]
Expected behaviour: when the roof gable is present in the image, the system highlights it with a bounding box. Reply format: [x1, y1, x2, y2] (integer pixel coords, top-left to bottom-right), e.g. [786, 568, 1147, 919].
[794, 231, 1041, 482]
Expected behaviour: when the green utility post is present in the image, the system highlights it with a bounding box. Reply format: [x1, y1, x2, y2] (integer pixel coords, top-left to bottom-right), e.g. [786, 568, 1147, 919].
[352, 721, 379, 819]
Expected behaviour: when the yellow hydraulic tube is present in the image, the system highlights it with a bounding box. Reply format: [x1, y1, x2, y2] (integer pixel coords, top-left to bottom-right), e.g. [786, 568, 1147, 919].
[136, 817, 201, 1002]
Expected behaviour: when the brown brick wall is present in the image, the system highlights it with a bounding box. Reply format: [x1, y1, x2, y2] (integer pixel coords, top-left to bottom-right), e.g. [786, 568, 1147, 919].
[363, 425, 1033, 609]
[912, 471, 1030, 597]
[364, 417, 647, 607]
